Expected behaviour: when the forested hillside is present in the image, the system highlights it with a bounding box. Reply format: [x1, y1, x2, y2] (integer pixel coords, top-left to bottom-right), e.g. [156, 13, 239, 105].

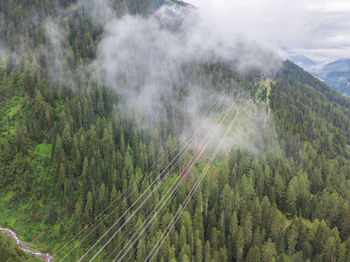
[0, 231, 38, 262]
[0, 1, 349, 262]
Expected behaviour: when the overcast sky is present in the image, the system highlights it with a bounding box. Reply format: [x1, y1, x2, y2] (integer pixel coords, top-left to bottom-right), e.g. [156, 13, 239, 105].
[187, 0, 350, 63]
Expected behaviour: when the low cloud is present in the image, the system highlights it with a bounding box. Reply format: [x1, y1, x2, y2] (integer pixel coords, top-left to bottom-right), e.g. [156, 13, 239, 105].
[0, 45, 5, 57]
[1, 0, 280, 154]
[43, 19, 75, 88]
[88, 4, 280, 153]
[188, 0, 350, 62]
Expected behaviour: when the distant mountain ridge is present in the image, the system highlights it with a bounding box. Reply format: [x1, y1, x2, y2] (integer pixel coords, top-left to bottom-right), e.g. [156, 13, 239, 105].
[288, 54, 317, 69]
[289, 55, 350, 96]
[317, 58, 350, 96]
[323, 58, 350, 72]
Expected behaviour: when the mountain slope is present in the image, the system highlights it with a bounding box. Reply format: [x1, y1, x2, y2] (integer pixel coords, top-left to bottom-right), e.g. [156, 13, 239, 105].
[0, 1, 349, 262]
[0, 231, 38, 262]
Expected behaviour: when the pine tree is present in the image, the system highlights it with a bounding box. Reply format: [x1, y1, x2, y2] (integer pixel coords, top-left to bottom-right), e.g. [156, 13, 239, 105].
[84, 191, 93, 223]
[246, 246, 261, 262]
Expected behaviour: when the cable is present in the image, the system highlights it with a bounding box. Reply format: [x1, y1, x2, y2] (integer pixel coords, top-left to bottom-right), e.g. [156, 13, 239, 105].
[103, 91, 234, 262]
[58, 89, 227, 260]
[122, 88, 252, 262]
[77, 89, 230, 261]
[110, 91, 247, 262]
[85, 90, 231, 262]
[56, 126, 179, 258]
[122, 89, 251, 262]
[145, 99, 251, 262]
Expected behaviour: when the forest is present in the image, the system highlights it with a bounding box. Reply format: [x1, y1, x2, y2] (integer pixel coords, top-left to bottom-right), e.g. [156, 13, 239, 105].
[0, 0, 349, 261]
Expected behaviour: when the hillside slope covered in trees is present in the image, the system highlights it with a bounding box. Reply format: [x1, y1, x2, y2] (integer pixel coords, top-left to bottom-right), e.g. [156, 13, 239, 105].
[0, 231, 39, 262]
[0, 0, 349, 261]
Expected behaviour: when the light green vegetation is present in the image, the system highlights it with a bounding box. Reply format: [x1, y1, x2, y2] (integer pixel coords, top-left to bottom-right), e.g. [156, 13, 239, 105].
[0, 1, 349, 262]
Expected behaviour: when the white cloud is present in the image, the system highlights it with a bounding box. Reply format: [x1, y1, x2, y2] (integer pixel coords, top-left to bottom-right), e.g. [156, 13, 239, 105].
[305, 1, 350, 13]
[88, 5, 278, 154]
[187, 0, 350, 62]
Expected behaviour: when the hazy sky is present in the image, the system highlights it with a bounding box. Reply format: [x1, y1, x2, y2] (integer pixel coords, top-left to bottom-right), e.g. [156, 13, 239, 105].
[187, 0, 350, 62]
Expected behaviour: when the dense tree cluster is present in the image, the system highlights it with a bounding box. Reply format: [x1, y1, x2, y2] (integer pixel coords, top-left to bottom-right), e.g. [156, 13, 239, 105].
[0, 1, 349, 261]
[0, 232, 38, 262]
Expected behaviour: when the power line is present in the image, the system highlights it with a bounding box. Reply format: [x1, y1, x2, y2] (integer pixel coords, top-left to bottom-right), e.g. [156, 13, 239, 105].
[57, 90, 227, 261]
[77, 90, 230, 261]
[145, 99, 251, 262]
[110, 91, 248, 262]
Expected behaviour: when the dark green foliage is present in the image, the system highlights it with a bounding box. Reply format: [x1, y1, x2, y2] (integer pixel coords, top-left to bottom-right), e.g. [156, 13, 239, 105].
[0, 232, 38, 262]
[0, 1, 350, 262]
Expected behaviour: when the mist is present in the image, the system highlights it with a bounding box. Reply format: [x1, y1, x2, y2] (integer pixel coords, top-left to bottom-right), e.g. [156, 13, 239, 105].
[0, 45, 6, 62]
[1, 0, 281, 155]
[87, 3, 280, 154]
